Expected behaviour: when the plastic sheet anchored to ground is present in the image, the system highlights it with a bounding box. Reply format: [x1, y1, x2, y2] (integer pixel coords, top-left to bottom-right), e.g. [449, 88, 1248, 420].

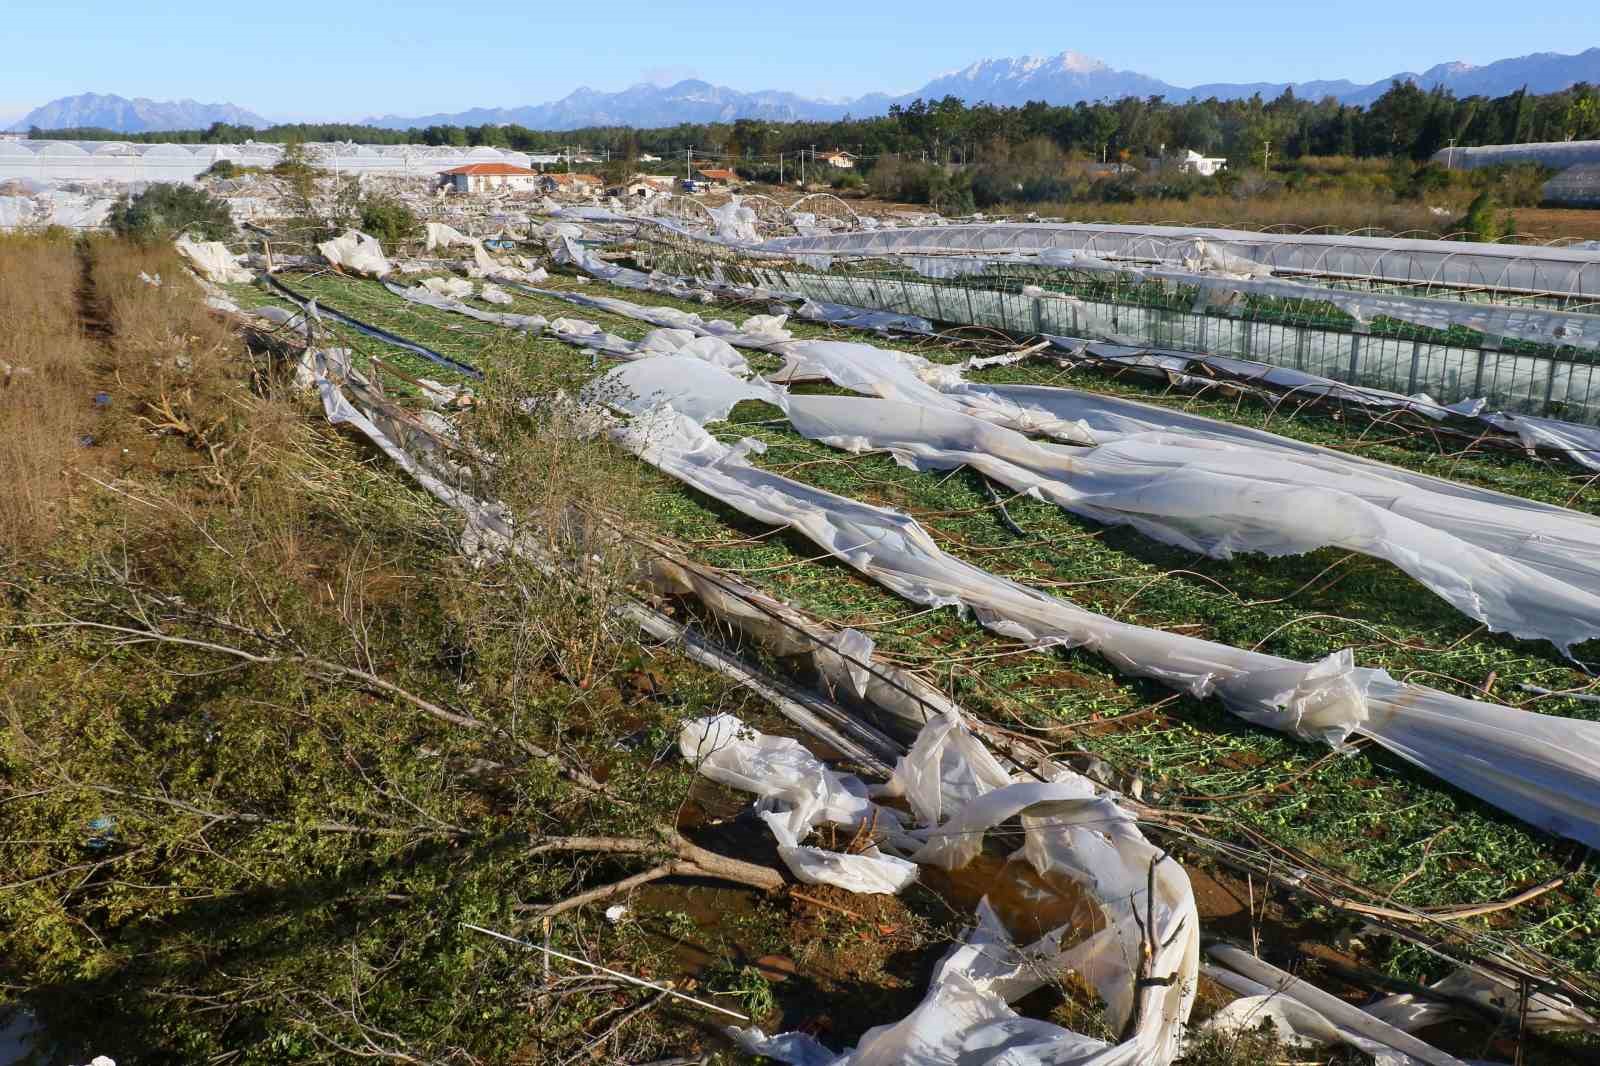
[681, 710, 1199, 1066]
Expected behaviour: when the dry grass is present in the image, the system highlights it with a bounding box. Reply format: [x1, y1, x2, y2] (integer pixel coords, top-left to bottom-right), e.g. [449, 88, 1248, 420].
[0, 234, 94, 554]
[1005, 191, 1456, 235]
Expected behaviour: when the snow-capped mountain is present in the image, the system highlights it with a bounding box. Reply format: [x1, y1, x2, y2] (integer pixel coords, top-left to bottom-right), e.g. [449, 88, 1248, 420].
[364, 80, 861, 131]
[18, 47, 1600, 135]
[9, 93, 269, 133]
[364, 47, 1600, 131]
[910, 52, 1182, 107]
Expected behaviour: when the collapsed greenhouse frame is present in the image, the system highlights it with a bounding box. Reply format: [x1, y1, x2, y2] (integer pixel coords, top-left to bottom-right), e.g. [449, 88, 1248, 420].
[175, 209, 1600, 1060]
[628, 221, 1600, 425]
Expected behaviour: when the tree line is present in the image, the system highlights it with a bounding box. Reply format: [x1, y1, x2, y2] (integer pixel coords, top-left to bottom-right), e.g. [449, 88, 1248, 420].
[29, 80, 1600, 167]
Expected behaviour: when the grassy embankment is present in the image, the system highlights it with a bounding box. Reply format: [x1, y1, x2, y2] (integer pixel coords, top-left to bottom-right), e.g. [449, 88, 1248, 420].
[5, 236, 991, 1064]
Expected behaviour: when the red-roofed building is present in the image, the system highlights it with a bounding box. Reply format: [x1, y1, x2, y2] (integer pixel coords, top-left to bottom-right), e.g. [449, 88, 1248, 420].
[441, 162, 542, 194]
[694, 167, 740, 188]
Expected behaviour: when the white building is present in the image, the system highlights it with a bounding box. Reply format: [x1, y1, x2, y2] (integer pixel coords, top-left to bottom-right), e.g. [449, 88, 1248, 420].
[818, 150, 856, 169]
[1175, 149, 1227, 177]
[441, 162, 542, 194]
[617, 175, 673, 200]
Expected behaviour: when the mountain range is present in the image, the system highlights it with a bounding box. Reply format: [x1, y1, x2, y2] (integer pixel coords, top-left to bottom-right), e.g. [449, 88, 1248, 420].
[13, 47, 1600, 134]
[9, 93, 269, 133]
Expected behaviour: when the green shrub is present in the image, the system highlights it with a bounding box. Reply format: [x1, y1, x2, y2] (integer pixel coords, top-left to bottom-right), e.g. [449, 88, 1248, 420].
[204, 159, 239, 179]
[355, 195, 422, 248]
[106, 183, 235, 243]
[928, 168, 975, 215]
[1452, 191, 1514, 242]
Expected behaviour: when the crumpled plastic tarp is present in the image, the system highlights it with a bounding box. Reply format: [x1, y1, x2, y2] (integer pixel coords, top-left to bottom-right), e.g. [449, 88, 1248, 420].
[524, 279, 1600, 650]
[795, 298, 934, 334]
[707, 198, 760, 244]
[420, 275, 474, 299]
[1203, 945, 1476, 1066]
[683, 710, 1199, 1065]
[785, 392, 1600, 653]
[1052, 338, 1600, 473]
[615, 404, 1600, 850]
[175, 234, 253, 285]
[317, 230, 392, 277]
[385, 281, 550, 335]
[586, 357, 780, 423]
[424, 222, 477, 251]
[680, 714, 917, 893]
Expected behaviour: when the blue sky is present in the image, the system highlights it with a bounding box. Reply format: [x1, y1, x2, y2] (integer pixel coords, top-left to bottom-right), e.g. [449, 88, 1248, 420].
[2, 1, 1594, 124]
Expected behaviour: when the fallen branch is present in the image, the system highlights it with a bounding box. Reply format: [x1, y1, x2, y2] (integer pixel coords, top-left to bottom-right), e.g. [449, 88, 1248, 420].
[1330, 876, 1565, 924]
[517, 833, 784, 918]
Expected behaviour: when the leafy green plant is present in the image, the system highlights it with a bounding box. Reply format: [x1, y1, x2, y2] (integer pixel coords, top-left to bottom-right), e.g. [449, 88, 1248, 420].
[357, 194, 422, 247]
[106, 182, 234, 243]
[1452, 191, 1514, 241]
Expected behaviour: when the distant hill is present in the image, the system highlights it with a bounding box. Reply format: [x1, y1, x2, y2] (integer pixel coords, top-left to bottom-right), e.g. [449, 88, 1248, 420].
[363, 47, 1600, 132]
[10, 93, 270, 133]
[362, 80, 858, 131]
[19, 47, 1600, 136]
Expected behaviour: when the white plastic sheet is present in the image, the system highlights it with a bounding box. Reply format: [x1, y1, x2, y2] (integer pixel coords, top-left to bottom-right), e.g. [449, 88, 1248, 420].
[490, 270, 1600, 646]
[317, 230, 391, 277]
[679, 715, 917, 893]
[175, 235, 252, 285]
[587, 357, 781, 424]
[785, 393, 1600, 653]
[617, 408, 1600, 849]
[687, 710, 1199, 1066]
[1203, 945, 1471, 1066]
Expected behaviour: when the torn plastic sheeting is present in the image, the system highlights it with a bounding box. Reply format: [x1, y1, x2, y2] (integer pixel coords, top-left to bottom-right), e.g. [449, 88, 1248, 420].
[679, 714, 918, 893]
[1485, 411, 1600, 472]
[773, 340, 1098, 443]
[747, 221, 1600, 303]
[1051, 336, 1600, 474]
[501, 263, 1600, 612]
[1204, 945, 1473, 1066]
[1362, 965, 1595, 1037]
[509, 281, 795, 352]
[175, 235, 252, 285]
[786, 393, 1600, 653]
[636, 329, 750, 374]
[617, 408, 1600, 849]
[385, 280, 550, 335]
[423, 222, 477, 251]
[707, 199, 760, 244]
[586, 356, 784, 424]
[420, 275, 474, 299]
[317, 229, 392, 277]
[704, 710, 1199, 1066]
[795, 298, 934, 334]
[942, 379, 1600, 565]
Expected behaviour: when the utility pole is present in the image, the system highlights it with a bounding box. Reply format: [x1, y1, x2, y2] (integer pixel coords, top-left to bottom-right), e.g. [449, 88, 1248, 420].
[685, 146, 693, 181]
[799, 148, 805, 187]
[810, 144, 816, 185]
[1446, 137, 1457, 169]
[778, 151, 783, 185]
[1262, 140, 1271, 172]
